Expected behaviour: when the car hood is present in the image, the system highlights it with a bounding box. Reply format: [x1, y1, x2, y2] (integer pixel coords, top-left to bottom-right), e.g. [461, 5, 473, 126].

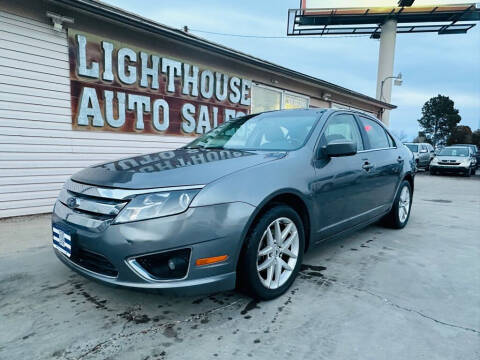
[436, 156, 467, 161]
[71, 148, 286, 189]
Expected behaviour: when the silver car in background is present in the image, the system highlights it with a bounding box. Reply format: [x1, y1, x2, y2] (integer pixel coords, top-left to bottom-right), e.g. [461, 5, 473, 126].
[404, 143, 434, 170]
[430, 146, 477, 176]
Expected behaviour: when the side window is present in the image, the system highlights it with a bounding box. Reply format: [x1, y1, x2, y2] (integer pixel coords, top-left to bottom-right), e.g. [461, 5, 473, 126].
[386, 131, 396, 147]
[321, 113, 363, 151]
[359, 116, 390, 150]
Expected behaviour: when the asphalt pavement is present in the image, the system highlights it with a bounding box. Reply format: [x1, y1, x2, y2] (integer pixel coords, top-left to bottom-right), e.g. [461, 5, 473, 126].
[0, 172, 479, 360]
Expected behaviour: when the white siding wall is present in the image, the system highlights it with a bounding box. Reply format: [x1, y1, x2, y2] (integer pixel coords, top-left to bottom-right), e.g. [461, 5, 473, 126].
[0, 11, 191, 218]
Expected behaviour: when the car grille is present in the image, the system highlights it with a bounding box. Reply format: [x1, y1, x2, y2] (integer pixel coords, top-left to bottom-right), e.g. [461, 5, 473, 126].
[71, 248, 118, 277]
[59, 183, 128, 220]
[55, 180, 129, 230]
[438, 160, 460, 165]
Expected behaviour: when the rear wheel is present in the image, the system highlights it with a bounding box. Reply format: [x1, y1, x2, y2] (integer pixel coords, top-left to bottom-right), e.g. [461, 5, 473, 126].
[239, 205, 304, 300]
[382, 180, 412, 229]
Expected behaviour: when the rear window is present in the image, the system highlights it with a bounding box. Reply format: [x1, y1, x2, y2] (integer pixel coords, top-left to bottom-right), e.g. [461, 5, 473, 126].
[359, 117, 390, 150]
[406, 144, 418, 152]
[386, 132, 396, 147]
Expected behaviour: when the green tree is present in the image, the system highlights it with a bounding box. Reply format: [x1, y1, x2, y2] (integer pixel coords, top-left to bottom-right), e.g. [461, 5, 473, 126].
[472, 129, 480, 147]
[413, 131, 427, 143]
[447, 125, 472, 145]
[418, 95, 461, 146]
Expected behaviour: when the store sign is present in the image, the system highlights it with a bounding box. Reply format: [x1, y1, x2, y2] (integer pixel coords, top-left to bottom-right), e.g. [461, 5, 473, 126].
[68, 30, 251, 136]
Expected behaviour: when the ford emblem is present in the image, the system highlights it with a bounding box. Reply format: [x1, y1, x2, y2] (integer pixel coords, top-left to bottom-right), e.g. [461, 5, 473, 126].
[66, 197, 78, 209]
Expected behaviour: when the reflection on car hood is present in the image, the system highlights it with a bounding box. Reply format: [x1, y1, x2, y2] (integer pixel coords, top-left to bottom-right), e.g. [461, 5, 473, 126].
[71, 148, 286, 189]
[436, 155, 467, 161]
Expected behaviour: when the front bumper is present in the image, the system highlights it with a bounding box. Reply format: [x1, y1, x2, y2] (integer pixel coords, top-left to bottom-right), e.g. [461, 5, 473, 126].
[430, 164, 470, 174]
[52, 200, 255, 295]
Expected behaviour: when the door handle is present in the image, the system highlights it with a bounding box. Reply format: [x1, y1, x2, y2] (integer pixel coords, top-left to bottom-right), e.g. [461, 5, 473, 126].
[397, 156, 404, 163]
[362, 162, 374, 171]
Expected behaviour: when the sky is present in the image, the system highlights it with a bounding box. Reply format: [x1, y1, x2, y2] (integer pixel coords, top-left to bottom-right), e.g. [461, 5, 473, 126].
[103, 0, 480, 140]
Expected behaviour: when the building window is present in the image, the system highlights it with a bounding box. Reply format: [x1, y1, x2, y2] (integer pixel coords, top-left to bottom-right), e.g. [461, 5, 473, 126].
[251, 85, 282, 113]
[284, 92, 309, 110]
[251, 84, 309, 114]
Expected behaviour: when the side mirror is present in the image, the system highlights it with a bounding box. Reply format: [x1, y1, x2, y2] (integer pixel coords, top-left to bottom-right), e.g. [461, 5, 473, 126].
[324, 141, 357, 157]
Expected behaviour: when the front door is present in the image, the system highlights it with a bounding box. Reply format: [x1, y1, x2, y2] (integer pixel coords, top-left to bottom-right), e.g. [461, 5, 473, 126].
[419, 144, 431, 167]
[312, 112, 369, 239]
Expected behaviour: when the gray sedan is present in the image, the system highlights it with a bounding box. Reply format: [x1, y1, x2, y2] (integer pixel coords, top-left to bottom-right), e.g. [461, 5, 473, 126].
[52, 109, 415, 300]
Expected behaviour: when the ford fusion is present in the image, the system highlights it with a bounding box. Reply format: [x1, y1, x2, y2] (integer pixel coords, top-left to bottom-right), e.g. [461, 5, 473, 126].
[52, 109, 414, 300]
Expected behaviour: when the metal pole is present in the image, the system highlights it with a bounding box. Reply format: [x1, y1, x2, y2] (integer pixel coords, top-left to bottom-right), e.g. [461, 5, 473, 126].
[376, 19, 397, 127]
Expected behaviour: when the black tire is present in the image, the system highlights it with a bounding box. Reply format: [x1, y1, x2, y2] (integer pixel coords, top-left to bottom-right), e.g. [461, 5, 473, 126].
[238, 205, 305, 300]
[430, 169, 436, 175]
[464, 170, 471, 177]
[382, 180, 412, 229]
[471, 167, 476, 176]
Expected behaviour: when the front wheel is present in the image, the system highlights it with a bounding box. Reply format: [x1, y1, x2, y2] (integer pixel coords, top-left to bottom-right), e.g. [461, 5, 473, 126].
[239, 205, 305, 300]
[382, 180, 412, 229]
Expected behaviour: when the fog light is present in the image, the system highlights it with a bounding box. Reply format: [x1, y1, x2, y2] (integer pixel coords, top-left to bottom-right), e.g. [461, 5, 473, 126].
[167, 256, 188, 271]
[135, 248, 190, 280]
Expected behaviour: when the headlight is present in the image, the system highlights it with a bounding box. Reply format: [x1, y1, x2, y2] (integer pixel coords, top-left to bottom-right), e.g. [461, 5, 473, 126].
[431, 157, 438, 164]
[115, 190, 200, 223]
[460, 159, 471, 167]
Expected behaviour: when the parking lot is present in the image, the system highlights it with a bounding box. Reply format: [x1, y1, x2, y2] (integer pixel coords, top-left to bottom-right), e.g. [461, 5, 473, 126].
[0, 172, 479, 360]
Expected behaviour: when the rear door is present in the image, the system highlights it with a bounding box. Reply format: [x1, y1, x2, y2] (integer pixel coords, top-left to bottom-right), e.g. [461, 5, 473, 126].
[357, 116, 402, 213]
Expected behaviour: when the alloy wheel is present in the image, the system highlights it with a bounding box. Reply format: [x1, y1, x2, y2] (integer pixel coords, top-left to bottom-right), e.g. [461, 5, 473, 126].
[398, 186, 411, 223]
[256, 217, 299, 290]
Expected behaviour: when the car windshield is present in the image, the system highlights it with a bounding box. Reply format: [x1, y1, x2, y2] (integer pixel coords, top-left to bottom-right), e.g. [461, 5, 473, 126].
[439, 147, 469, 157]
[186, 111, 322, 151]
[464, 145, 476, 153]
[406, 144, 418, 152]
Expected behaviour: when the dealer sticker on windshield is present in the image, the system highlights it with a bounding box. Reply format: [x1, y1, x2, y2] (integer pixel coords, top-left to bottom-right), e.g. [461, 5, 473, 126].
[52, 226, 72, 258]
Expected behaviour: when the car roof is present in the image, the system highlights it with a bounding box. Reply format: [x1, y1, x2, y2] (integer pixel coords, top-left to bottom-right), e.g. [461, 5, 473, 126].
[254, 107, 382, 121]
[454, 144, 476, 148]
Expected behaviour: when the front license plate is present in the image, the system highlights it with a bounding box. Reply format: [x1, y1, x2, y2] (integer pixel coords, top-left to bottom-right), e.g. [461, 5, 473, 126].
[52, 226, 72, 258]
